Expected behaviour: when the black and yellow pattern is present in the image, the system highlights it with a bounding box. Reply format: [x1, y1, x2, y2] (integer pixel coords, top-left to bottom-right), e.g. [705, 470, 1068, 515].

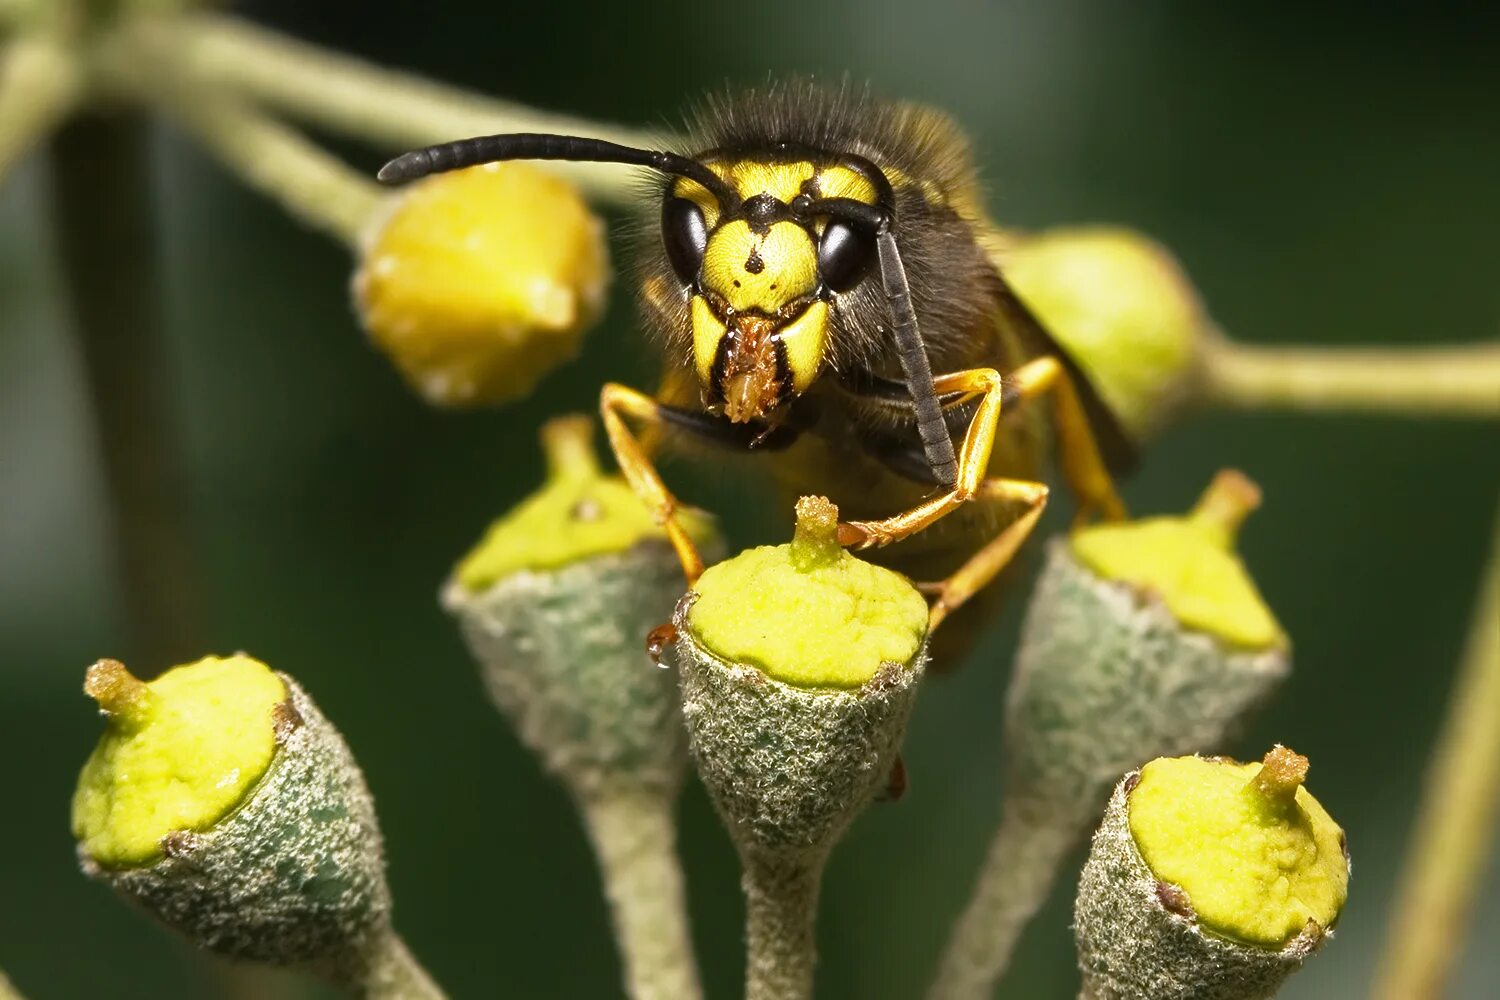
[378, 80, 1135, 660]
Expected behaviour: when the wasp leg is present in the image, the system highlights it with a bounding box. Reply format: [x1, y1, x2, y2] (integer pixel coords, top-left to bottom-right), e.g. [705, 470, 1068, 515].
[837, 358, 1126, 551]
[926, 478, 1050, 630]
[599, 382, 705, 584]
[1008, 356, 1127, 524]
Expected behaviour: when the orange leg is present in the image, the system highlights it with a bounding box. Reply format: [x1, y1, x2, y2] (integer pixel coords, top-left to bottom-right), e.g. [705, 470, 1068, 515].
[1010, 356, 1126, 524]
[599, 382, 705, 583]
[924, 478, 1049, 630]
[837, 357, 1126, 628]
[838, 357, 1125, 550]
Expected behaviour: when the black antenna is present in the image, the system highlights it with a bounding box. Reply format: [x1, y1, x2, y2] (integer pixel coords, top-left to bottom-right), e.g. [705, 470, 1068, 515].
[793, 195, 958, 489]
[875, 228, 958, 489]
[376, 133, 739, 208]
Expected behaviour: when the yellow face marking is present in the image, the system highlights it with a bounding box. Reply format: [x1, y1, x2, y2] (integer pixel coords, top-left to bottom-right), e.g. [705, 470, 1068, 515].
[778, 300, 829, 392]
[813, 165, 879, 204]
[672, 173, 725, 229]
[702, 220, 817, 313]
[725, 160, 816, 202]
[690, 295, 727, 386]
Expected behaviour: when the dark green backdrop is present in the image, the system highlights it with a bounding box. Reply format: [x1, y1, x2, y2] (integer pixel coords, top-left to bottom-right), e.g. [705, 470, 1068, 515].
[2, 2, 1497, 997]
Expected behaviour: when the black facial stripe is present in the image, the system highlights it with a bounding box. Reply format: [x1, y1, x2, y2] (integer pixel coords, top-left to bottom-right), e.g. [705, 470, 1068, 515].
[707, 330, 732, 405]
[772, 338, 794, 402]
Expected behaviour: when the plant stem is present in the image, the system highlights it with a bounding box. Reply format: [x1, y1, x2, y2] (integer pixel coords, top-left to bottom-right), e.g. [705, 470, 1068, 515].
[1196, 337, 1500, 418]
[159, 14, 652, 206]
[741, 850, 826, 1000]
[102, 45, 381, 246]
[0, 966, 23, 1000]
[578, 790, 703, 1000]
[927, 798, 1077, 1000]
[47, 111, 205, 668]
[1372, 503, 1500, 1000]
[0, 36, 82, 184]
[346, 928, 446, 1000]
[48, 107, 305, 1000]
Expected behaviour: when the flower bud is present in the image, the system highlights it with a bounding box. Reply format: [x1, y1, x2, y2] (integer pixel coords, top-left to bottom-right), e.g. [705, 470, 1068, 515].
[1075, 748, 1349, 1000]
[675, 495, 928, 853]
[442, 415, 714, 1000]
[1006, 469, 1287, 826]
[671, 496, 928, 999]
[443, 414, 718, 799]
[1002, 226, 1203, 437]
[72, 656, 395, 978]
[927, 471, 1290, 1000]
[353, 162, 609, 407]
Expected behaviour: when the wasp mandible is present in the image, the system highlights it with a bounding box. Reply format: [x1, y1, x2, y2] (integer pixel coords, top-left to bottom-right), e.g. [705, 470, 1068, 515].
[379, 81, 1134, 644]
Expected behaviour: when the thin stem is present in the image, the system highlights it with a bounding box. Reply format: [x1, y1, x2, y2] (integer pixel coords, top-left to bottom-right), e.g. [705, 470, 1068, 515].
[47, 111, 206, 668]
[103, 45, 382, 245]
[1196, 336, 1500, 418]
[0, 966, 23, 1000]
[741, 850, 826, 1000]
[48, 106, 301, 1000]
[344, 927, 446, 1000]
[927, 798, 1077, 1000]
[1372, 503, 1500, 1000]
[578, 791, 703, 1000]
[0, 36, 82, 184]
[158, 14, 653, 206]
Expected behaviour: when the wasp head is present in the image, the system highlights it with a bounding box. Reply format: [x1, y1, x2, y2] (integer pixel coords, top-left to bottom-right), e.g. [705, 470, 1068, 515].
[656, 160, 882, 424]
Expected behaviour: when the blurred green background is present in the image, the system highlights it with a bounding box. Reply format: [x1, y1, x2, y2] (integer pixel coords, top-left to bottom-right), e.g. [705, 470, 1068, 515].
[3, 1, 1498, 997]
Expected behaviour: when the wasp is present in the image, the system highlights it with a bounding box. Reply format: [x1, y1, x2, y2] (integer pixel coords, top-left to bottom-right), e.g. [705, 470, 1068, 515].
[379, 81, 1133, 651]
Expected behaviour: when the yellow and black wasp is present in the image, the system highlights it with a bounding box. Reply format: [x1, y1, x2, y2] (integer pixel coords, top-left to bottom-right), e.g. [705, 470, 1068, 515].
[379, 80, 1134, 655]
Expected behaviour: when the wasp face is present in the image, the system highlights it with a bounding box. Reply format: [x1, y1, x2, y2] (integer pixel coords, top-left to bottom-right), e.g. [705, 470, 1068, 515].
[659, 162, 880, 424]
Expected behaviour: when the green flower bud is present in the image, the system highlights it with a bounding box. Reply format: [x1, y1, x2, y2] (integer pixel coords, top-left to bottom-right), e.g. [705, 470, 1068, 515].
[442, 415, 716, 1000]
[672, 496, 928, 999]
[1002, 226, 1204, 438]
[72, 656, 439, 997]
[931, 471, 1288, 1000]
[1007, 469, 1288, 823]
[443, 414, 718, 798]
[1075, 748, 1349, 1000]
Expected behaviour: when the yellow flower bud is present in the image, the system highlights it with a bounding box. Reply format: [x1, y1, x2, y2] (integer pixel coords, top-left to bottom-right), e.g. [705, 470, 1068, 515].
[687, 496, 929, 690]
[1002, 227, 1203, 437]
[1074, 749, 1349, 1000]
[353, 162, 610, 406]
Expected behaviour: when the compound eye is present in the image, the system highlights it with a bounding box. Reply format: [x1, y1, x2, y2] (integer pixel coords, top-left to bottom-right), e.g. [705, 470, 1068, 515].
[661, 197, 708, 283]
[817, 219, 875, 291]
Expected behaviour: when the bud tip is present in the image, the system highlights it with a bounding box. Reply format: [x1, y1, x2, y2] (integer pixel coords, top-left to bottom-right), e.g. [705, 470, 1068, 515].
[84, 659, 152, 726]
[540, 414, 601, 481]
[1247, 744, 1309, 807]
[1190, 468, 1262, 545]
[791, 495, 841, 568]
